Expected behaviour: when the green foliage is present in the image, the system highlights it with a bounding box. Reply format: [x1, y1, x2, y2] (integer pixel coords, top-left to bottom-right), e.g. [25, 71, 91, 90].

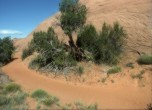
[76, 66, 84, 76]
[77, 24, 98, 52]
[94, 22, 126, 64]
[59, 0, 87, 35]
[0, 37, 15, 65]
[126, 62, 134, 69]
[31, 89, 49, 100]
[29, 55, 46, 69]
[5, 83, 21, 93]
[22, 47, 33, 60]
[74, 101, 98, 110]
[31, 89, 59, 107]
[0, 95, 8, 106]
[0, 83, 28, 110]
[137, 54, 152, 65]
[42, 96, 59, 106]
[32, 27, 60, 52]
[76, 22, 126, 65]
[107, 66, 121, 74]
[27, 27, 77, 72]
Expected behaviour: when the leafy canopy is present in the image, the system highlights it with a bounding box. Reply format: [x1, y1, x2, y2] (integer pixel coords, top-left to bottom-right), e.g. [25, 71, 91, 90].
[59, 0, 87, 35]
[94, 22, 126, 64]
[0, 37, 15, 64]
[77, 24, 98, 52]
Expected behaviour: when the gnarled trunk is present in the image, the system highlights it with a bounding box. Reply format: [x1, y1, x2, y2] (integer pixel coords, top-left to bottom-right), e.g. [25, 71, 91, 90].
[67, 34, 84, 61]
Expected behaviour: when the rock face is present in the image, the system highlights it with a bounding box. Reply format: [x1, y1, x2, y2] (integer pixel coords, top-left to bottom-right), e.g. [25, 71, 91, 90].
[15, 0, 152, 62]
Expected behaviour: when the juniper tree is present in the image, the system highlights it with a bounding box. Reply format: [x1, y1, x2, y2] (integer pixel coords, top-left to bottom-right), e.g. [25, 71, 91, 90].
[59, 0, 87, 60]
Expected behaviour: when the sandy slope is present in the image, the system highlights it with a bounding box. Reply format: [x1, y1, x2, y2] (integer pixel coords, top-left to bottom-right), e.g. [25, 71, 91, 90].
[2, 52, 152, 109]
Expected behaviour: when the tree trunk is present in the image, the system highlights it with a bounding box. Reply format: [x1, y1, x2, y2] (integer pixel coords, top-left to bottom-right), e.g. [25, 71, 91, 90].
[67, 34, 84, 61]
[68, 33, 77, 48]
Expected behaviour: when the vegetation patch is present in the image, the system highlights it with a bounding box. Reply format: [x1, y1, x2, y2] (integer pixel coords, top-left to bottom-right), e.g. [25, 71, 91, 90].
[77, 22, 126, 65]
[31, 89, 49, 100]
[5, 83, 21, 93]
[74, 101, 98, 110]
[76, 66, 84, 76]
[77, 24, 98, 53]
[126, 62, 134, 69]
[107, 66, 121, 74]
[0, 80, 28, 110]
[31, 89, 59, 106]
[0, 37, 15, 65]
[23, 27, 77, 73]
[137, 54, 152, 65]
[94, 22, 126, 64]
[22, 47, 33, 60]
[42, 96, 59, 106]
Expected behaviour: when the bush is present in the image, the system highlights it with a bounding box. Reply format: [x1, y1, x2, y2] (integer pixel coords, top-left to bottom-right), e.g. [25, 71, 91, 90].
[76, 66, 84, 76]
[0, 37, 15, 65]
[74, 101, 98, 110]
[94, 22, 126, 64]
[31, 89, 59, 107]
[77, 24, 98, 52]
[31, 89, 49, 100]
[126, 62, 134, 69]
[42, 96, 59, 106]
[137, 54, 152, 65]
[29, 55, 46, 69]
[13, 91, 27, 104]
[107, 66, 121, 74]
[0, 95, 8, 106]
[5, 83, 21, 93]
[27, 27, 77, 72]
[21, 48, 33, 60]
[0, 83, 28, 110]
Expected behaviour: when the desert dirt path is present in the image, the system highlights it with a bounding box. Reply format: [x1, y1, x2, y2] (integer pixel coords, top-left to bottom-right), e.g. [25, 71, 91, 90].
[2, 53, 152, 109]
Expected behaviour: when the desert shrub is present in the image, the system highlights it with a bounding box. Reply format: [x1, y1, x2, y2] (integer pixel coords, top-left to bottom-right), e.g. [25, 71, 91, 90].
[22, 47, 33, 60]
[29, 55, 46, 69]
[5, 83, 21, 93]
[11, 91, 27, 104]
[31, 89, 49, 100]
[0, 83, 28, 110]
[74, 101, 98, 110]
[107, 66, 121, 74]
[27, 27, 77, 72]
[77, 24, 98, 52]
[31, 89, 59, 107]
[76, 66, 84, 76]
[94, 22, 126, 64]
[31, 27, 60, 53]
[137, 54, 152, 65]
[126, 62, 134, 69]
[0, 37, 15, 65]
[29, 49, 77, 72]
[42, 96, 59, 106]
[0, 95, 8, 106]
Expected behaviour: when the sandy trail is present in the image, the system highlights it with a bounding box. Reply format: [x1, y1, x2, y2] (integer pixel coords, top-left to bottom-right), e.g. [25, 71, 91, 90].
[2, 53, 152, 109]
